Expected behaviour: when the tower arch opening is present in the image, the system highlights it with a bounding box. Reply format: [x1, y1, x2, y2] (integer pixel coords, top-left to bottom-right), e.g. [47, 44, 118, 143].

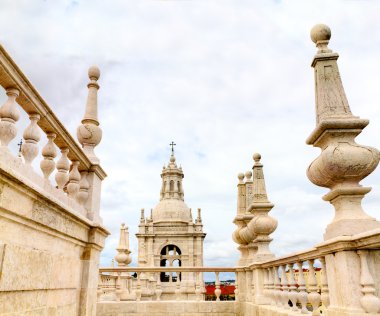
[160, 244, 182, 282]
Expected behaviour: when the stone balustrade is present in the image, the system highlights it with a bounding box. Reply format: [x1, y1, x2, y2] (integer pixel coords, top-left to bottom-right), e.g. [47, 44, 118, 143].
[0, 44, 106, 223]
[98, 228, 380, 315]
[230, 228, 380, 316]
[98, 267, 236, 302]
[0, 44, 109, 315]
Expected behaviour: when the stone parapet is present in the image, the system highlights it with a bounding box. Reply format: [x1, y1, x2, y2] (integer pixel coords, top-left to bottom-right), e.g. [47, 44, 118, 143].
[0, 44, 109, 315]
[97, 301, 237, 316]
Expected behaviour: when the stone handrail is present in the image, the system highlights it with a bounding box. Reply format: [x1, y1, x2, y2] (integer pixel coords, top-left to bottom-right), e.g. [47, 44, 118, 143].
[98, 266, 236, 302]
[0, 44, 106, 223]
[232, 228, 380, 315]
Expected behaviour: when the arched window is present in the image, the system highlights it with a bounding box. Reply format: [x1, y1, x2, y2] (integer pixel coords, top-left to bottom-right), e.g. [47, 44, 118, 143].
[160, 245, 182, 282]
[177, 181, 181, 196]
[169, 180, 174, 197]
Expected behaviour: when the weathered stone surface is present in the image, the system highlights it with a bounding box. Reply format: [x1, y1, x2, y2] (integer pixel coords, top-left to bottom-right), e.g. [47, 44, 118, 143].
[96, 302, 236, 316]
[0, 45, 109, 316]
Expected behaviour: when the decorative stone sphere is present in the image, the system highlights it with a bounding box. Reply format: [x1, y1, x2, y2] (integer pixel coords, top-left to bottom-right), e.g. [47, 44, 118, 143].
[77, 123, 102, 146]
[310, 24, 331, 43]
[88, 65, 100, 80]
[170, 155, 176, 163]
[115, 252, 131, 265]
[237, 173, 244, 181]
[253, 153, 261, 162]
[232, 228, 246, 245]
[245, 170, 252, 180]
[252, 215, 278, 235]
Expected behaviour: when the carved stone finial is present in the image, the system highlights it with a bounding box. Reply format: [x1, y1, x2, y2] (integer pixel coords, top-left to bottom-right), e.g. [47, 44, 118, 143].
[252, 153, 268, 203]
[233, 153, 277, 264]
[310, 24, 332, 53]
[115, 223, 131, 266]
[236, 172, 246, 215]
[250, 153, 277, 260]
[140, 208, 145, 224]
[253, 152, 261, 163]
[307, 25, 380, 240]
[77, 66, 102, 164]
[196, 208, 202, 223]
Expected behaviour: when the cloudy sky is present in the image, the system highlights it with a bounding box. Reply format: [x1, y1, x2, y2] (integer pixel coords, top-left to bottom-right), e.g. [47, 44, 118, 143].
[1, 0, 380, 268]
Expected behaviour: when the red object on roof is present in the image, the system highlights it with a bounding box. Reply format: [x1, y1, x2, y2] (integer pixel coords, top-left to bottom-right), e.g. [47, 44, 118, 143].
[205, 285, 235, 295]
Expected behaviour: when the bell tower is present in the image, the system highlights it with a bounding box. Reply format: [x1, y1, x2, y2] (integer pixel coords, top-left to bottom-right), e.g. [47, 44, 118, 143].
[136, 146, 206, 299]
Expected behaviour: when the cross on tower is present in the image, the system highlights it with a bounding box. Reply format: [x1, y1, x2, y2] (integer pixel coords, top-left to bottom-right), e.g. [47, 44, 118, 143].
[169, 141, 176, 154]
[17, 139, 23, 153]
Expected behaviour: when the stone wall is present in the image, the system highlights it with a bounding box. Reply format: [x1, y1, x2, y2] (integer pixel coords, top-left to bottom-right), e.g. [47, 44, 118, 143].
[0, 154, 108, 315]
[97, 301, 237, 316]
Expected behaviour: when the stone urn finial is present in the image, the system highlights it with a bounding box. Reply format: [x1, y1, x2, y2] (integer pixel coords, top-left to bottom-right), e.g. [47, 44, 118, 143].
[249, 153, 277, 261]
[77, 65, 102, 164]
[115, 223, 132, 266]
[233, 153, 277, 264]
[307, 24, 380, 240]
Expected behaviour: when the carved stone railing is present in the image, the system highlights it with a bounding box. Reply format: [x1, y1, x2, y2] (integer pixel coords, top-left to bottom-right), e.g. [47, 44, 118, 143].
[0, 44, 109, 315]
[97, 267, 236, 302]
[0, 44, 106, 223]
[231, 228, 380, 316]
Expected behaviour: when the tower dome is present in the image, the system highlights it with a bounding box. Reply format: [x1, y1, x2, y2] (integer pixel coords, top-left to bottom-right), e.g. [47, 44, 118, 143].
[152, 153, 191, 223]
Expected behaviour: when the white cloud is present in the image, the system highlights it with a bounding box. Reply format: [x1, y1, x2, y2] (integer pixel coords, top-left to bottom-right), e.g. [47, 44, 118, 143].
[0, 0, 380, 268]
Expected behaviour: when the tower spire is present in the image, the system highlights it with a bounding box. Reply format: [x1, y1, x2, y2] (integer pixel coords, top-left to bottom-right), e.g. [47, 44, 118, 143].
[150, 148, 191, 223]
[159, 148, 184, 201]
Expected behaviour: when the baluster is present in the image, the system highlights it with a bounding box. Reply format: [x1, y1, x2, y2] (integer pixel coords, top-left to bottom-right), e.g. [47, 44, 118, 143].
[263, 268, 270, 303]
[55, 148, 69, 190]
[280, 264, 289, 309]
[40, 133, 57, 179]
[22, 113, 41, 165]
[77, 171, 90, 207]
[97, 272, 104, 301]
[155, 272, 162, 301]
[115, 271, 121, 301]
[67, 160, 80, 198]
[0, 88, 20, 148]
[201, 273, 206, 299]
[296, 261, 308, 314]
[234, 272, 239, 302]
[215, 271, 221, 301]
[319, 256, 330, 309]
[288, 263, 298, 311]
[307, 259, 321, 315]
[267, 267, 275, 305]
[135, 272, 142, 301]
[273, 266, 282, 307]
[175, 272, 181, 301]
[195, 272, 202, 301]
[357, 250, 380, 313]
